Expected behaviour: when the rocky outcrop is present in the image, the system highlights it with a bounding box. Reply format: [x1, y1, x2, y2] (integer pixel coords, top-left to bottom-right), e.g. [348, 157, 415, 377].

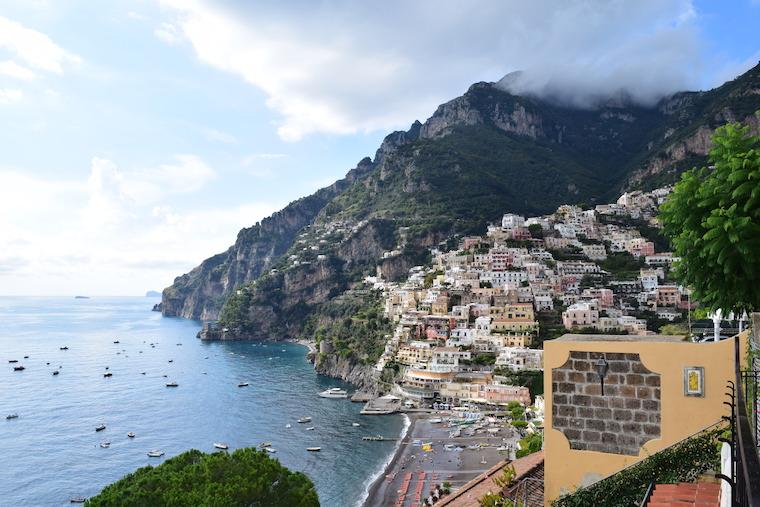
[314, 354, 378, 390]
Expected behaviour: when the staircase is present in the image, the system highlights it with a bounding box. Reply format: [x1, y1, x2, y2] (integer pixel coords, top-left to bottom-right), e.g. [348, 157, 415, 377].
[646, 482, 721, 506]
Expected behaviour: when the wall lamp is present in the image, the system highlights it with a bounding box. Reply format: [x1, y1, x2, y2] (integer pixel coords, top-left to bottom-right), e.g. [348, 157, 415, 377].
[595, 356, 609, 396]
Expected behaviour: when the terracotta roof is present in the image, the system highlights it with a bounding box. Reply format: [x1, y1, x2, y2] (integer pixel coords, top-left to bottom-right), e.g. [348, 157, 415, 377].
[646, 482, 721, 507]
[437, 451, 544, 507]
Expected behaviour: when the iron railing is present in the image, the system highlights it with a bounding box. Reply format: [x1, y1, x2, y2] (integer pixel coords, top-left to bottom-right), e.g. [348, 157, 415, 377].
[721, 335, 760, 506]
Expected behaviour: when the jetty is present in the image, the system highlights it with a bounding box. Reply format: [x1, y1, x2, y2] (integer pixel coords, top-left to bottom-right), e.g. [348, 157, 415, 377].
[350, 391, 373, 403]
[360, 394, 401, 415]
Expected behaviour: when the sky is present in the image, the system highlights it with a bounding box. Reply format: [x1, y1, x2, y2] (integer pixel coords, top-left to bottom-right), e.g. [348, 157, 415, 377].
[0, 0, 758, 296]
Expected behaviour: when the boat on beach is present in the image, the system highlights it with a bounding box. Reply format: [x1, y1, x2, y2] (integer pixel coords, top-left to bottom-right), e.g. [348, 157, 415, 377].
[318, 387, 348, 398]
[147, 450, 164, 457]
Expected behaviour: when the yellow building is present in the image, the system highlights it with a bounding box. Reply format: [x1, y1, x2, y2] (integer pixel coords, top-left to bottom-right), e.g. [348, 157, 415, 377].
[543, 332, 748, 505]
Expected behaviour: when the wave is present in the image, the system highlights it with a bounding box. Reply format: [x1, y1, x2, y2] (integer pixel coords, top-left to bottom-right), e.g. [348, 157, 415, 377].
[355, 413, 411, 507]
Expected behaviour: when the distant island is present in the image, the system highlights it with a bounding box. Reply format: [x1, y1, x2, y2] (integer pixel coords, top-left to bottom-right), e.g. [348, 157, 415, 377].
[145, 290, 161, 297]
[74, 296, 90, 299]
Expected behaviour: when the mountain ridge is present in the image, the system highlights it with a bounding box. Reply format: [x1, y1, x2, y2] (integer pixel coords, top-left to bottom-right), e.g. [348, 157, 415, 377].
[160, 62, 760, 327]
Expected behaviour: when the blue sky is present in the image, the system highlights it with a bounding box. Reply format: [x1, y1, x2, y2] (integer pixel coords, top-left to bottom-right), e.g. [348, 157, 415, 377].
[0, 0, 757, 296]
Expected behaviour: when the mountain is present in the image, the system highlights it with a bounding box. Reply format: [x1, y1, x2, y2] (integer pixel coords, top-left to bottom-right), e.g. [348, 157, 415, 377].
[160, 63, 760, 355]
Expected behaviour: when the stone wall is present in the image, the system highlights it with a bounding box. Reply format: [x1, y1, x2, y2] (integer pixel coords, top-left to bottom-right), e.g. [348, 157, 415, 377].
[551, 351, 661, 456]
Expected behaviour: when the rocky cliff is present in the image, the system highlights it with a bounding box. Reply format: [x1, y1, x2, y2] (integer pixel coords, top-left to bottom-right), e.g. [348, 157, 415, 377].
[164, 62, 760, 351]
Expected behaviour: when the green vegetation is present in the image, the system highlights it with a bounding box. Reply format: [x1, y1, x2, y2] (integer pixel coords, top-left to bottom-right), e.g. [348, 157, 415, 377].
[301, 290, 392, 365]
[598, 252, 645, 280]
[85, 448, 318, 507]
[661, 119, 760, 314]
[495, 368, 544, 398]
[516, 432, 543, 458]
[552, 426, 723, 507]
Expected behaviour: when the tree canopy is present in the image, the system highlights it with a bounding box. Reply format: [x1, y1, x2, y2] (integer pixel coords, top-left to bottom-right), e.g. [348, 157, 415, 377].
[660, 119, 760, 315]
[85, 448, 319, 507]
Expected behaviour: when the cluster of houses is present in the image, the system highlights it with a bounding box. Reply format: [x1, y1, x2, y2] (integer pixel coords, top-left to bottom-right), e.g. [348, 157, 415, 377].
[367, 186, 690, 409]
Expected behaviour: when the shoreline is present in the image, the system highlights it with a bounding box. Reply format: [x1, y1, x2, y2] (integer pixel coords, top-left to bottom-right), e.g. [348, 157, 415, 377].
[288, 338, 317, 355]
[357, 413, 412, 507]
[362, 412, 520, 507]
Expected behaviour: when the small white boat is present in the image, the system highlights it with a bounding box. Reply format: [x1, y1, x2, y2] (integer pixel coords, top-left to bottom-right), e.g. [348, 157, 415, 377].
[213, 442, 229, 450]
[13, 365, 25, 371]
[306, 426, 315, 431]
[60, 346, 69, 350]
[238, 382, 249, 387]
[260, 442, 272, 448]
[306, 447, 321, 452]
[100, 442, 110, 448]
[297, 417, 312, 424]
[285, 424, 292, 429]
[352, 422, 360, 427]
[70, 496, 86, 503]
[95, 424, 106, 432]
[319, 387, 348, 399]
[265, 447, 276, 453]
[127, 432, 135, 438]
[6, 413, 19, 420]
[166, 382, 178, 387]
[147, 450, 164, 457]
[103, 372, 113, 378]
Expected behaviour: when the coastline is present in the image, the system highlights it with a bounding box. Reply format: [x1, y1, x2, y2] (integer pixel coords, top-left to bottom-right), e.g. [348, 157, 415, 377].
[362, 412, 520, 507]
[357, 413, 412, 507]
[289, 338, 317, 355]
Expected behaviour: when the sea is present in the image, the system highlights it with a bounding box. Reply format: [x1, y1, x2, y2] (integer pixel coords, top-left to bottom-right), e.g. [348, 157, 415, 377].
[0, 296, 406, 506]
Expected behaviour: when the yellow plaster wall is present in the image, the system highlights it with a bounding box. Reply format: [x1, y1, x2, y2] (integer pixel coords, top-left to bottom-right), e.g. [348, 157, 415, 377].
[544, 332, 749, 505]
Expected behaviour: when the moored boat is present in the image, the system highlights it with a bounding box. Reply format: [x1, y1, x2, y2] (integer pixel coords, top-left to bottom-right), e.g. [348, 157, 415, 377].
[306, 447, 321, 452]
[95, 424, 106, 431]
[99, 442, 110, 448]
[6, 413, 19, 420]
[318, 387, 348, 399]
[60, 346, 69, 350]
[52, 370, 60, 376]
[237, 382, 249, 387]
[127, 432, 135, 438]
[69, 496, 86, 503]
[166, 381, 178, 387]
[103, 372, 112, 378]
[13, 365, 25, 371]
[297, 416, 311, 423]
[213, 442, 228, 450]
[147, 450, 164, 457]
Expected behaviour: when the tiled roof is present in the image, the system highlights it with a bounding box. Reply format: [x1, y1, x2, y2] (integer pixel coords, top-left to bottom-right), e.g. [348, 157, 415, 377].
[437, 451, 544, 507]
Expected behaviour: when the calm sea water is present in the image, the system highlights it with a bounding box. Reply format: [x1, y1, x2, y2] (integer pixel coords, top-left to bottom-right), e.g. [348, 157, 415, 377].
[0, 297, 404, 507]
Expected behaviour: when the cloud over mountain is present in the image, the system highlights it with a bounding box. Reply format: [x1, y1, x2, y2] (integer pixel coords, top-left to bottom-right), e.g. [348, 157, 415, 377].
[157, 0, 715, 139]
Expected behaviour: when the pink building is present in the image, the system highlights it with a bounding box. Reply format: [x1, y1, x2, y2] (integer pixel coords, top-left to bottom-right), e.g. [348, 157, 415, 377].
[562, 301, 599, 329]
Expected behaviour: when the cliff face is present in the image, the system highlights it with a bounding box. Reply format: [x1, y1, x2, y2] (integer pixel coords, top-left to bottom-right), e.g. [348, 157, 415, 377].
[165, 61, 760, 332]
[314, 354, 377, 390]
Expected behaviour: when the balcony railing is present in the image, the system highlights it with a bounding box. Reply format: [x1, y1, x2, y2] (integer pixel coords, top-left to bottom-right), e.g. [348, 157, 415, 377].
[723, 332, 760, 506]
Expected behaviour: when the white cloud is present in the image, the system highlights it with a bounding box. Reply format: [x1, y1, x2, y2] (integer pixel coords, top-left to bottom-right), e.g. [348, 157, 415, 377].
[0, 157, 277, 295]
[0, 60, 36, 80]
[0, 16, 81, 74]
[154, 22, 182, 45]
[204, 127, 238, 144]
[0, 88, 23, 104]
[157, 0, 703, 140]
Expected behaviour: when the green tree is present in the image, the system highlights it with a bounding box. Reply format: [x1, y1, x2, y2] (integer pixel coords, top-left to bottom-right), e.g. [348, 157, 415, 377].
[85, 448, 319, 507]
[660, 120, 760, 315]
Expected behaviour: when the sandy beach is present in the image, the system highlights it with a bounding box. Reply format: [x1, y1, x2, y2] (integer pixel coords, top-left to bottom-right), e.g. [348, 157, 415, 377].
[363, 413, 521, 507]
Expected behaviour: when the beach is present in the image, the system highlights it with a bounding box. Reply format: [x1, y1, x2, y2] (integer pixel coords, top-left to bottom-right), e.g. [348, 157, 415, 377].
[363, 413, 521, 507]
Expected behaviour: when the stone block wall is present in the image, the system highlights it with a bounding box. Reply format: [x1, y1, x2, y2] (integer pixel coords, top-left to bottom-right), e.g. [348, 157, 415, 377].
[551, 351, 661, 455]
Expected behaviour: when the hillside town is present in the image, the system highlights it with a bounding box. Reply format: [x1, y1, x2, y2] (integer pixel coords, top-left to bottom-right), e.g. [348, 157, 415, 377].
[366, 186, 688, 411]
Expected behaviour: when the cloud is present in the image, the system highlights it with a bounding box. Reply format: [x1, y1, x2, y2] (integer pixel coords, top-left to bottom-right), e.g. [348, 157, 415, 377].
[0, 60, 36, 80]
[154, 22, 182, 45]
[0, 15, 81, 74]
[157, 0, 703, 140]
[0, 88, 23, 104]
[0, 158, 277, 295]
[204, 127, 238, 144]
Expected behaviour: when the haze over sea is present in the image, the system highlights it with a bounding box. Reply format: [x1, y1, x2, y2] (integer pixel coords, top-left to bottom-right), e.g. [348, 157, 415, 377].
[0, 297, 404, 506]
